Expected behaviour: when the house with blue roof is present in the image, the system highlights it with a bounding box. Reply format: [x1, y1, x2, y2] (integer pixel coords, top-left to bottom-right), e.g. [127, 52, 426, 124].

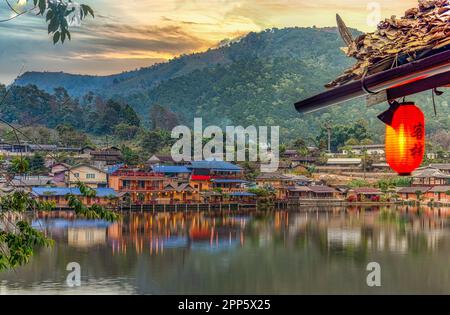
[152, 165, 191, 181]
[31, 187, 118, 209]
[187, 160, 245, 192]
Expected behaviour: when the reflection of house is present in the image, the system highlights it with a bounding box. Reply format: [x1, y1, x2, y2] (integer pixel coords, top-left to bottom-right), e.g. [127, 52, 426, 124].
[327, 228, 362, 247]
[68, 228, 106, 247]
[411, 167, 450, 186]
[108, 168, 165, 204]
[66, 164, 108, 188]
[31, 187, 118, 208]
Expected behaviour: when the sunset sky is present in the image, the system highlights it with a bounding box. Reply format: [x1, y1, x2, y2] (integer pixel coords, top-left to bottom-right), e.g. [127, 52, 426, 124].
[0, 0, 418, 83]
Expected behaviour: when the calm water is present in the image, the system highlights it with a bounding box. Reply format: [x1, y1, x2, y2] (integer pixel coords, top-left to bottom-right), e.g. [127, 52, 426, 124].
[1, 206, 450, 295]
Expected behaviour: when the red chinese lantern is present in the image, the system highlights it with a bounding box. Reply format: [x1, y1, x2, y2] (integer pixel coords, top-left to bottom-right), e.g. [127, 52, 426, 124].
[380, 102, 425, 176]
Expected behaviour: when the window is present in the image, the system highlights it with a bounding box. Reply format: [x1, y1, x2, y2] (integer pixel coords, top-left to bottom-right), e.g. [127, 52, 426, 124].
[74, 173, 80, 178]
[138, 181, 146, 189]
[86, 173, 96, 179]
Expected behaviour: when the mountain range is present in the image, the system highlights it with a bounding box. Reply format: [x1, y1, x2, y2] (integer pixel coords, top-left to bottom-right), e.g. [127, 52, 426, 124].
[12, 27, 449, 142]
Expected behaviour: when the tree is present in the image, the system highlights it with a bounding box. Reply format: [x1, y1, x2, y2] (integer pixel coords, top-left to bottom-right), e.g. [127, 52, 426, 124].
[121, 145, 141, 165]
[114, 123, 140, 140]
[29, 153, 46, 174]
[140, 129, 173, 154]
[0, 165, 118, 271]
[56, 124, 91, 147]
[1, 0, 94, 44]
[150, 104, 180, 131]
[317, 120, 370, 152]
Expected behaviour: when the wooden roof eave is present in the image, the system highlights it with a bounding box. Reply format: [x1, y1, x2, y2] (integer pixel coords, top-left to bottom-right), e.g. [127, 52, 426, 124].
[294, 50, 450, 114]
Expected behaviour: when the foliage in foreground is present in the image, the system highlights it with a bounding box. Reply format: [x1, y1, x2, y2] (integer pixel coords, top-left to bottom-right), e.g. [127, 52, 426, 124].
[0, 182, 119, 271]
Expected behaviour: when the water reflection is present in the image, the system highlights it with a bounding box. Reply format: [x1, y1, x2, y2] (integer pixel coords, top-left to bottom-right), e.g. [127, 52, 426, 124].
[1, 206, 450, 294]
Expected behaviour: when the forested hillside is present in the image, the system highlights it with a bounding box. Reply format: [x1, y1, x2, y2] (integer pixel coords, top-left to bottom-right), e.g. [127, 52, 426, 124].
[10, 27, 450, 146]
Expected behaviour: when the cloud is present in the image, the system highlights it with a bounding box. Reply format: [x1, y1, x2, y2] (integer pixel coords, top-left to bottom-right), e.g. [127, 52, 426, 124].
[0, 0, 419, 84]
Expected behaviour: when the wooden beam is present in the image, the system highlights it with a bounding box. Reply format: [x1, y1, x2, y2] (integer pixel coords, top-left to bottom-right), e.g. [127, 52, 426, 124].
[294, 50, 450, 114]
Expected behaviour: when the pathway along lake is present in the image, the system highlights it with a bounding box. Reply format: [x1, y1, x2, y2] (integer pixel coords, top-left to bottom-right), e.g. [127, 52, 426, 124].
[1, 206, 450, 294]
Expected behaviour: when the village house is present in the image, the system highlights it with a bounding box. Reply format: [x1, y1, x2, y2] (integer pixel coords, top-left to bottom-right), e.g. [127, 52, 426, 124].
[50, 163, 71, 186]
[255, 173, 311, 200]
[151, 165, 191, 182]
[210, 178, 249, 193]
[411, 167, 450, 186]
[429, 164, 450, 175]
[66, 164, 108, 188]
[347, 187, 382, 202]
[342, 144, 385, 156]
[7, 176, 56, 192]
[226, 192, 257, 204]
[160, 183, 200, 204]
[90, 147, 123, 167]
[31, 187, 118, 209]
[108, 167, 166, 204]
[308, 185, 341, 199]
[397, 186, 431, 201]
[425, 186, 450, 203]
[187, 160, 244, 192]
[146, 154, 182, 166]
[316, 158, 362, 173]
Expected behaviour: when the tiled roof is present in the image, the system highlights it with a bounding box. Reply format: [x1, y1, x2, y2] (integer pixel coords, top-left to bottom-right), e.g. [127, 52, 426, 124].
[398, 186, 431, 194]
[429, 186, 450, 193]
[188, 160, 242, 171]
[430, 164, 450, 170]
[256, 173, 291, 180]
[352, 187, 382, 194]
[288, 186, 311, 192]
[309, 186, 337, 193]
[152, 165, 191, 174]
[32, 187, 118, 197]
[412, 167, 450, 179]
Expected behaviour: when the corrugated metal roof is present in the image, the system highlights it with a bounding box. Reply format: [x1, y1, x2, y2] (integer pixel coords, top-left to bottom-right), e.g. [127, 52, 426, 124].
[188, 160, 242, 171]
[152, 165, 191, 173]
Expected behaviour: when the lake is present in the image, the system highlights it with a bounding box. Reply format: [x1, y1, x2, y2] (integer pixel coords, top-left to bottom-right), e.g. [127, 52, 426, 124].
[1, 206, 450, 294]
